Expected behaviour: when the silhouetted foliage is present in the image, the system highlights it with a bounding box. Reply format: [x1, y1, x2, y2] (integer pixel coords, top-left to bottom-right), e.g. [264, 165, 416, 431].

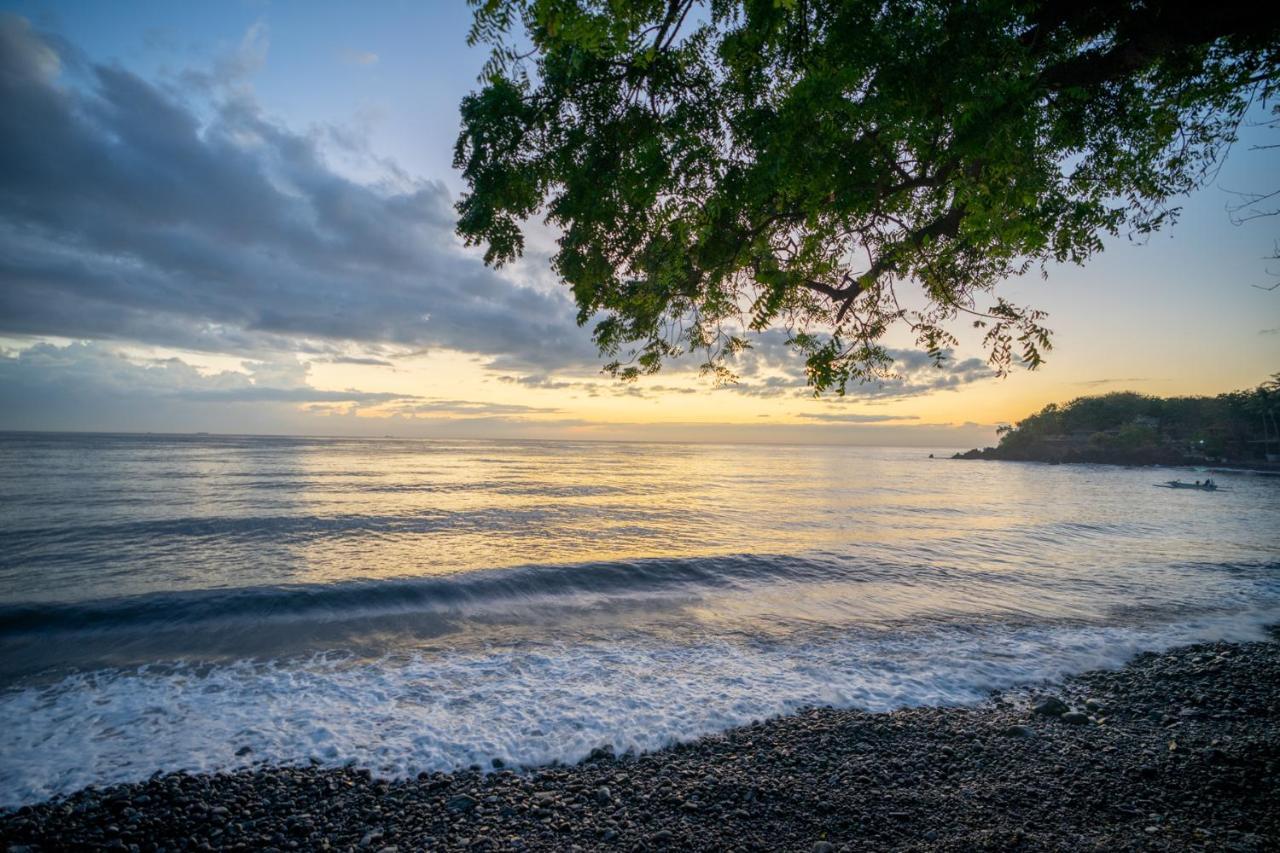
[965, 375, 1280, 464]
[456, 0, 1279, 391]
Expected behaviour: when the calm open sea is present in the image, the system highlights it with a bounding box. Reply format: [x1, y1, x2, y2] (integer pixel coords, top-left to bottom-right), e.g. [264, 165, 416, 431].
[1, 432, 1277, 807]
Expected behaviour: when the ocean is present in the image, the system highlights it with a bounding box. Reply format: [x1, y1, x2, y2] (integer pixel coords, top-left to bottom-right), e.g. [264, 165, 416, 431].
[1, 432, 1277, 808]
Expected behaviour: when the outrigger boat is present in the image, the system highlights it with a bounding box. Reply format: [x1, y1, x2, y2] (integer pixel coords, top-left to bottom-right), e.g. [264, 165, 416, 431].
[1155, 479, 1220, 491]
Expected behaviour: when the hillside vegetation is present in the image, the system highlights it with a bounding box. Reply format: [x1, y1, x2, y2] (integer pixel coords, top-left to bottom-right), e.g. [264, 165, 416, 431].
[957, 377, 1280, 466]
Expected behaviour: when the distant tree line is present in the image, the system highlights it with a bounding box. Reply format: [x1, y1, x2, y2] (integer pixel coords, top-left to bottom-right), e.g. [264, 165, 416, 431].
[958, 375, 1280, 465]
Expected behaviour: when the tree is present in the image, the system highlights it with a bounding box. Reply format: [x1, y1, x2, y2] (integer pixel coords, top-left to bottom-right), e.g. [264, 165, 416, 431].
[455, 0, 1279, 392]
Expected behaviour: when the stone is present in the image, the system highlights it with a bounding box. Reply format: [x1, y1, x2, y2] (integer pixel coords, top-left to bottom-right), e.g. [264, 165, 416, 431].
[1060, 711, 1091, 725]
[1033, 696, 1069, 716]
[446, 795, 478, 814]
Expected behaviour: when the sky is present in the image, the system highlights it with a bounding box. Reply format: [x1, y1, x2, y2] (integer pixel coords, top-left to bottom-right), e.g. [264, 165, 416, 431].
[0, 1, 1276, 446]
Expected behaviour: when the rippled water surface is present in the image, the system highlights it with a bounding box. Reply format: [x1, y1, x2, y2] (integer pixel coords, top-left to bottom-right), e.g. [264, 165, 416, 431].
[0, 432, 1277, 806]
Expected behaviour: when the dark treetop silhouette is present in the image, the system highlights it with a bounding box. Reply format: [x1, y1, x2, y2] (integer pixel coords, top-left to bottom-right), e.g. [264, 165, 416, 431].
[455, 0, 1279, 392]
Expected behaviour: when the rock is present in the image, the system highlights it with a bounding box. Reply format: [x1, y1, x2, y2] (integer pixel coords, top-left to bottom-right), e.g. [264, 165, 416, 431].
[446, 795, 478, 814]
[235, 745, 254, 757]
[813, 842, 836, 853]
[1002, 725, 1034, 738]
[532, 791, 557, 804]
[1060, 711, 1091, 725]
[595, 786, 612, 805]
[1033, 696, 1069, 716]
[650, 829, 674, 844]
[358, 829, 384, 848]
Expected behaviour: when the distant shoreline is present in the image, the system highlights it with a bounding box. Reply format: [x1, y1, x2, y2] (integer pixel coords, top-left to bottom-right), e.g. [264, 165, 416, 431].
[952, 446, 1280, 474]
[5, 633, 1277, 851]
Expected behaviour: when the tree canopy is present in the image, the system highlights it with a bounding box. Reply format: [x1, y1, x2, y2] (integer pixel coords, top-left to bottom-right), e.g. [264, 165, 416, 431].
[455, 0, 1279, 392]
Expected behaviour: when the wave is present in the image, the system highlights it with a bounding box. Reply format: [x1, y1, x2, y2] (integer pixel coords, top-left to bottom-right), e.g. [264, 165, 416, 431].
[2, 613, 1276, 809]
[0, 554, 898, 638]
[4, 554, 1277, 640]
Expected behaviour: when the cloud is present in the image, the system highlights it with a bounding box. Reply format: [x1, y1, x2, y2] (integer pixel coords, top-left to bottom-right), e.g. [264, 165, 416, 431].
[495, 373, 700, 398]
[386, 399, 561, 416]
[0, 340, 408, 404]
[340, 49, 379, 66]
[0, 341, 574, 434]
[1260, 328, 1279, 336]
[795, 412, 921, 423]
[1074, 377, 1150, 387]
[708, 330, 996, 401]
[488, 329, 995, 403]
[322, 355, 395, 367]
[498, 374, 577, 391]
[0, 16, 596, 372]
[0, 341, 997, 444]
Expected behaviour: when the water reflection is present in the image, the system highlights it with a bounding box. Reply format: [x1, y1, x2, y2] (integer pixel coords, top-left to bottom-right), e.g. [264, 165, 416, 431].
[1, 434, 1277, 606]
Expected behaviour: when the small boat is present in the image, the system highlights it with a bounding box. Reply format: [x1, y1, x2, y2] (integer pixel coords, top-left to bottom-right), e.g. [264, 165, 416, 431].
[1155, 480, 1219, 491]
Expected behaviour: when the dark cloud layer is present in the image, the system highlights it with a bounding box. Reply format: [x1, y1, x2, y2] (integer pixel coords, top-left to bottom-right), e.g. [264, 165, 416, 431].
[0, 16, 595, 370]
[0, 15, 1001, 425]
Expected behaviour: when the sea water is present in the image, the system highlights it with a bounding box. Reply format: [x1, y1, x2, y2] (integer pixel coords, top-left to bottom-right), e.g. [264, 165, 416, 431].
[1, 432, 1277, 807]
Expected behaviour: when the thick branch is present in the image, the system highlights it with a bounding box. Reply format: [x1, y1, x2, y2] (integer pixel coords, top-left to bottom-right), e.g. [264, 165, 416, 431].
[1040, 1, 1280, 91]
[808, 204, 967, 324]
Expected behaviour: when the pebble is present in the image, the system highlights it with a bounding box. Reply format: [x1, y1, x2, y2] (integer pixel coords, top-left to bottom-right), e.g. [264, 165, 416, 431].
[1033, 696, 1069, 716]
[446, 795, 478, 814]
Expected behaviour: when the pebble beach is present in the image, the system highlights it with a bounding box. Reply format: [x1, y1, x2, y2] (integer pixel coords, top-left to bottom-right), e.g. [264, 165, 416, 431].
[4, 632, 1277, 852]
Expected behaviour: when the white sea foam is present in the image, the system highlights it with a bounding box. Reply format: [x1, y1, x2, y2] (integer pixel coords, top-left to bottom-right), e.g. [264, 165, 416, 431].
[1, 613, 1275, 809]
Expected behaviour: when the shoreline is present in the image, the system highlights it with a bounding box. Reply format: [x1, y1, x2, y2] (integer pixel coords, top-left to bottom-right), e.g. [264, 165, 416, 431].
[951, 447, 1280, 474]
[3, 633, 1278, 851]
